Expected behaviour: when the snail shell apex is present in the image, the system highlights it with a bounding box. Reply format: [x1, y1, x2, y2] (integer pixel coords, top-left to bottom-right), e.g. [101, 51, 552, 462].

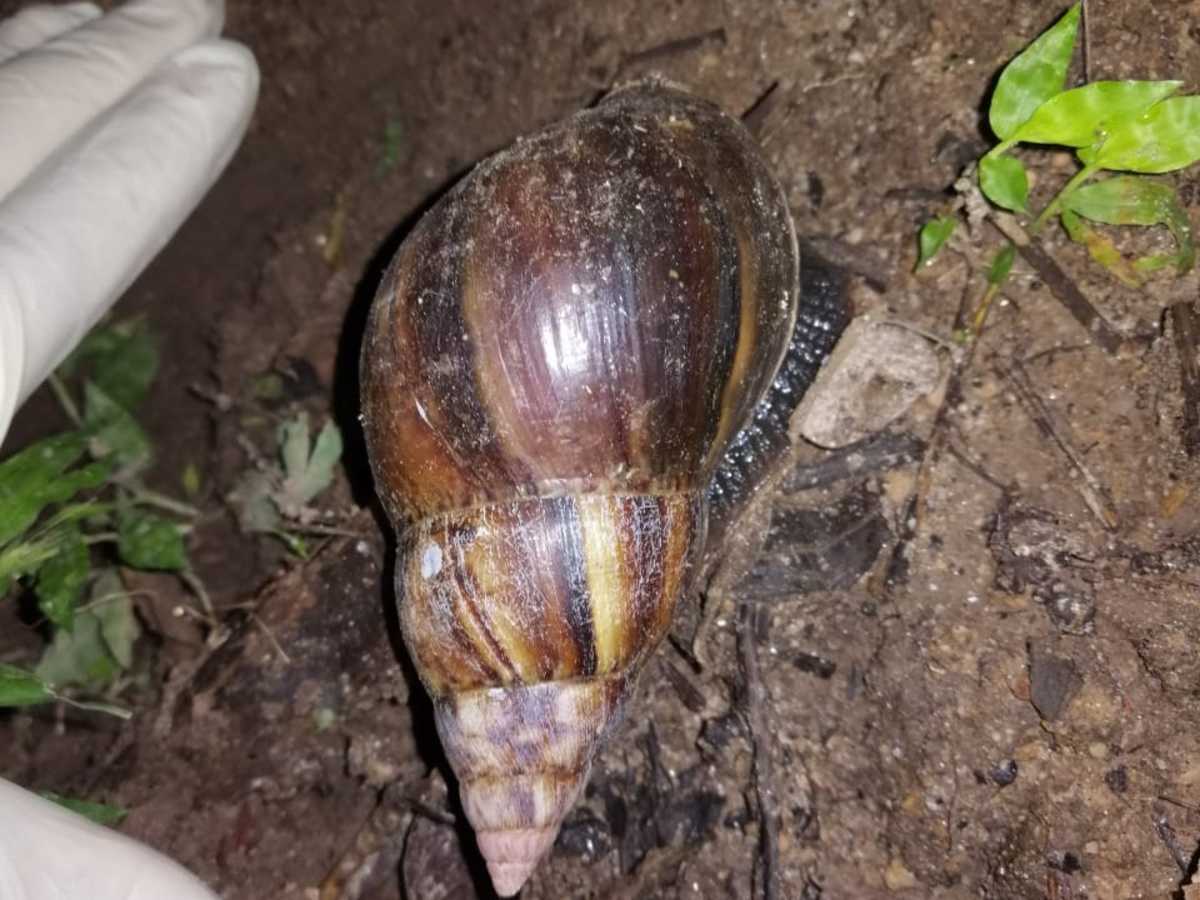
[361, 81, 803, 895]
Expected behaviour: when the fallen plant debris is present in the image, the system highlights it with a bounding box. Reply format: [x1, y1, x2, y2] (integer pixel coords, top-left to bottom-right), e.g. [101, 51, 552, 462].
[0, 321, 202, 722]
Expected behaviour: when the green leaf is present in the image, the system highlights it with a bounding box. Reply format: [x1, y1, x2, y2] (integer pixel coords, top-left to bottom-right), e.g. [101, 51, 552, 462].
[1065, 175, 1176, 225]
[39, 792, 128, 827]
[0, 534, 61, 587]
[61, 322, 159, 411]
[987, 243, 1017, 285]
[0, 663, 54, 706]
[1015, 80, 1181, 147]
[35, 610, 120, 690]
[989, 4, 1081, 140]
[181, 462, 202, 499]
[0, 433, 111, 546]
[92, 331, 158, 412]
[59, 328, 123, 378]
[292, 420, 343, 504]
[1061, 209, 1144, 286]
[279, 414, 311, 481]
[117, 509, 187, 571]
[1091, 96, 1200, 173]
[1064, 175, 1195, 274]
[916, 216, 957, 270]
[91, 569, 139, 669]
[227, 470, 282, 534]
[980, 152, 1030, 212]
[35, 524, 89, 631]
[272, 529, 311, 558]
[84, 382, 151, 470]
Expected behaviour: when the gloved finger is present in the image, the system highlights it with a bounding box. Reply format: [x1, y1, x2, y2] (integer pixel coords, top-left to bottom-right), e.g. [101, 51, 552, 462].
[0, 777, 218, 900]
[0, 0, 225, 202]
[0, 3, 100, 65]
[0, 37, 259, 443]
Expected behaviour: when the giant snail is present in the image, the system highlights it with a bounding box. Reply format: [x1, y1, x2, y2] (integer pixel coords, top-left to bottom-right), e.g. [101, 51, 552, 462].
[361, 80, 847, 896]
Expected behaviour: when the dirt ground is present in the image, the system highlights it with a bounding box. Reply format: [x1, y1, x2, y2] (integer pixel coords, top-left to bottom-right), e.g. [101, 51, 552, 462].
[3, 0, 1200, 898]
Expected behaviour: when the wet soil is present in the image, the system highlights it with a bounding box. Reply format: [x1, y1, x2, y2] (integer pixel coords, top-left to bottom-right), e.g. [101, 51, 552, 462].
[3, 1, 1200, 898]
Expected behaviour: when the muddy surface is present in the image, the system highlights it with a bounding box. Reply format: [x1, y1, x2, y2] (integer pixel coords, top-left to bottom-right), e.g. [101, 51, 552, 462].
[3, 1, 1200, 898]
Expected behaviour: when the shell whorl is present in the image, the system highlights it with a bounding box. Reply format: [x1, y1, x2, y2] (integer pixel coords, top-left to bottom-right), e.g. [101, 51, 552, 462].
[399, 492, 705, 894]
[361, 81, 804, 896]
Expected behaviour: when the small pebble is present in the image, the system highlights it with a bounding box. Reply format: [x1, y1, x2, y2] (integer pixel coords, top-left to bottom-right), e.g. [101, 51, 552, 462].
[990, 759, 1019, 787]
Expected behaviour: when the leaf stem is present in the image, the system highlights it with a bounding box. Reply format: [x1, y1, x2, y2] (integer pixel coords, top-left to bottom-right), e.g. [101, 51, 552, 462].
[53, 692, 132, 719]
[122, 484, 200, 519]
[47, 374, 83, 428]
[1031, 164, 1097, 235]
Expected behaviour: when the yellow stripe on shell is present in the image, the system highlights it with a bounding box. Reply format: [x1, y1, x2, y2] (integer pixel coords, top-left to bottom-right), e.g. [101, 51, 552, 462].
[577, 494, 626, 674]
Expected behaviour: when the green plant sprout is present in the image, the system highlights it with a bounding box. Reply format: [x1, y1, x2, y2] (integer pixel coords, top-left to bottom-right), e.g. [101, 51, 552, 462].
[0, 320, 199, 717]
[227, 410, 344, 558]
[919, 3, 1200, 290]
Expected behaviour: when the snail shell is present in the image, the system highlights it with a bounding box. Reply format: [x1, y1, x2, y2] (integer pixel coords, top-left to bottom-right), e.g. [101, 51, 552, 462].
[361, 81, 840, 896]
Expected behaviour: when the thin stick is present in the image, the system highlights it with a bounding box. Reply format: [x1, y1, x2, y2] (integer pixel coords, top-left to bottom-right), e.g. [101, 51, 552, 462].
[1152, 808, 1192, 874]
[122, 484, 201, 519]
[1001, 361, 1118, 529]
[1081, 0, 1092, 84]
[47, 373, 83, 427]
[989, 213, 1125, 355]
[619, 29, 727, 72]
[783, 432, 926, 493]
[250, 613, 292, 665]
[1170, 301, 1200, 456]
[737, 601, 780, 900]
[741, 81, 781, 139]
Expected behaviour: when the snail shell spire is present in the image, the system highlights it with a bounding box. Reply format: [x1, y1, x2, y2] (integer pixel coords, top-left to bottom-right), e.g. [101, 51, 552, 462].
[361, 80, 800, 896]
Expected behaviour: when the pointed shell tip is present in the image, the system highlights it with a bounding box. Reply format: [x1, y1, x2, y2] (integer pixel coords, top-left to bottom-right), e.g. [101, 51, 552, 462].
[477, 827, 559, 897]
[487, 859, 538, 897]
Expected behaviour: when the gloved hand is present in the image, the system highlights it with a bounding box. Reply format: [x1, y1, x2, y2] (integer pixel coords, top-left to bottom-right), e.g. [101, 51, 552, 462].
[0, 0, 258, 444]
[0, 1, 257, 897]
[0, 778, 218, 899]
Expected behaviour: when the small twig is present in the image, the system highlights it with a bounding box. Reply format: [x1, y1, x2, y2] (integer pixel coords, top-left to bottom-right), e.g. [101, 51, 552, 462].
[1170, 301, 1200, 456]
[320, 785, 413, 900]
[741, 81, 781, 139]
[1153, 808, 1193, 875]
[617, 28, 727, 75]
[1081, 0, 1092, 84]
[989, 213, 1125, 355]
[1022, 343, 1091, 366]
[150, 626, 229, 740]
[250, 613, 292, 665]
[783, 432, 927, 493]
[944, 439, 1010, 492]
[1001, 361, 1118, 529]
[187, 382, 235, 413]
[658, 656, 707, 713]
[404, 798, 456, 826]
[179, 568, 215, 620]
[122, 484, 201, 519]
[737, 601, 780, 900]
[878, 318, 962, 351]
[289, 522, 368, 539]
[47, 373, 83, 427]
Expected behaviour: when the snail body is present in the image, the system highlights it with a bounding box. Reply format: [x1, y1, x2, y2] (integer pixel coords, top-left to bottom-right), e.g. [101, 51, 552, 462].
[361, 82, 840, 896]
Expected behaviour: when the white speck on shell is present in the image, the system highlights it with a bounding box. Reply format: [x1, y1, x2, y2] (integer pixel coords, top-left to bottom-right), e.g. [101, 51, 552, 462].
[420, 542, 442, 579]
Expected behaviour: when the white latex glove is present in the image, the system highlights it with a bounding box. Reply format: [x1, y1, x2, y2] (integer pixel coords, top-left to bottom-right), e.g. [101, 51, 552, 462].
[0, 0, 259, 444]
[0, 1, 258, 897]
[0, 778, 218, 899]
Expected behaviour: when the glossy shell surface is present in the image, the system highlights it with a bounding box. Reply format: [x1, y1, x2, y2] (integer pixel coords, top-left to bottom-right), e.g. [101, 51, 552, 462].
[360, 82, 813, 896]
[362, 82, 798, 521]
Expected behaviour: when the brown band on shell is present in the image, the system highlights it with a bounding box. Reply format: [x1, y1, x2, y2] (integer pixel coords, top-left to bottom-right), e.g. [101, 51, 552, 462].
[361, 84, 797, 524]
[399, 492, 702, 697]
